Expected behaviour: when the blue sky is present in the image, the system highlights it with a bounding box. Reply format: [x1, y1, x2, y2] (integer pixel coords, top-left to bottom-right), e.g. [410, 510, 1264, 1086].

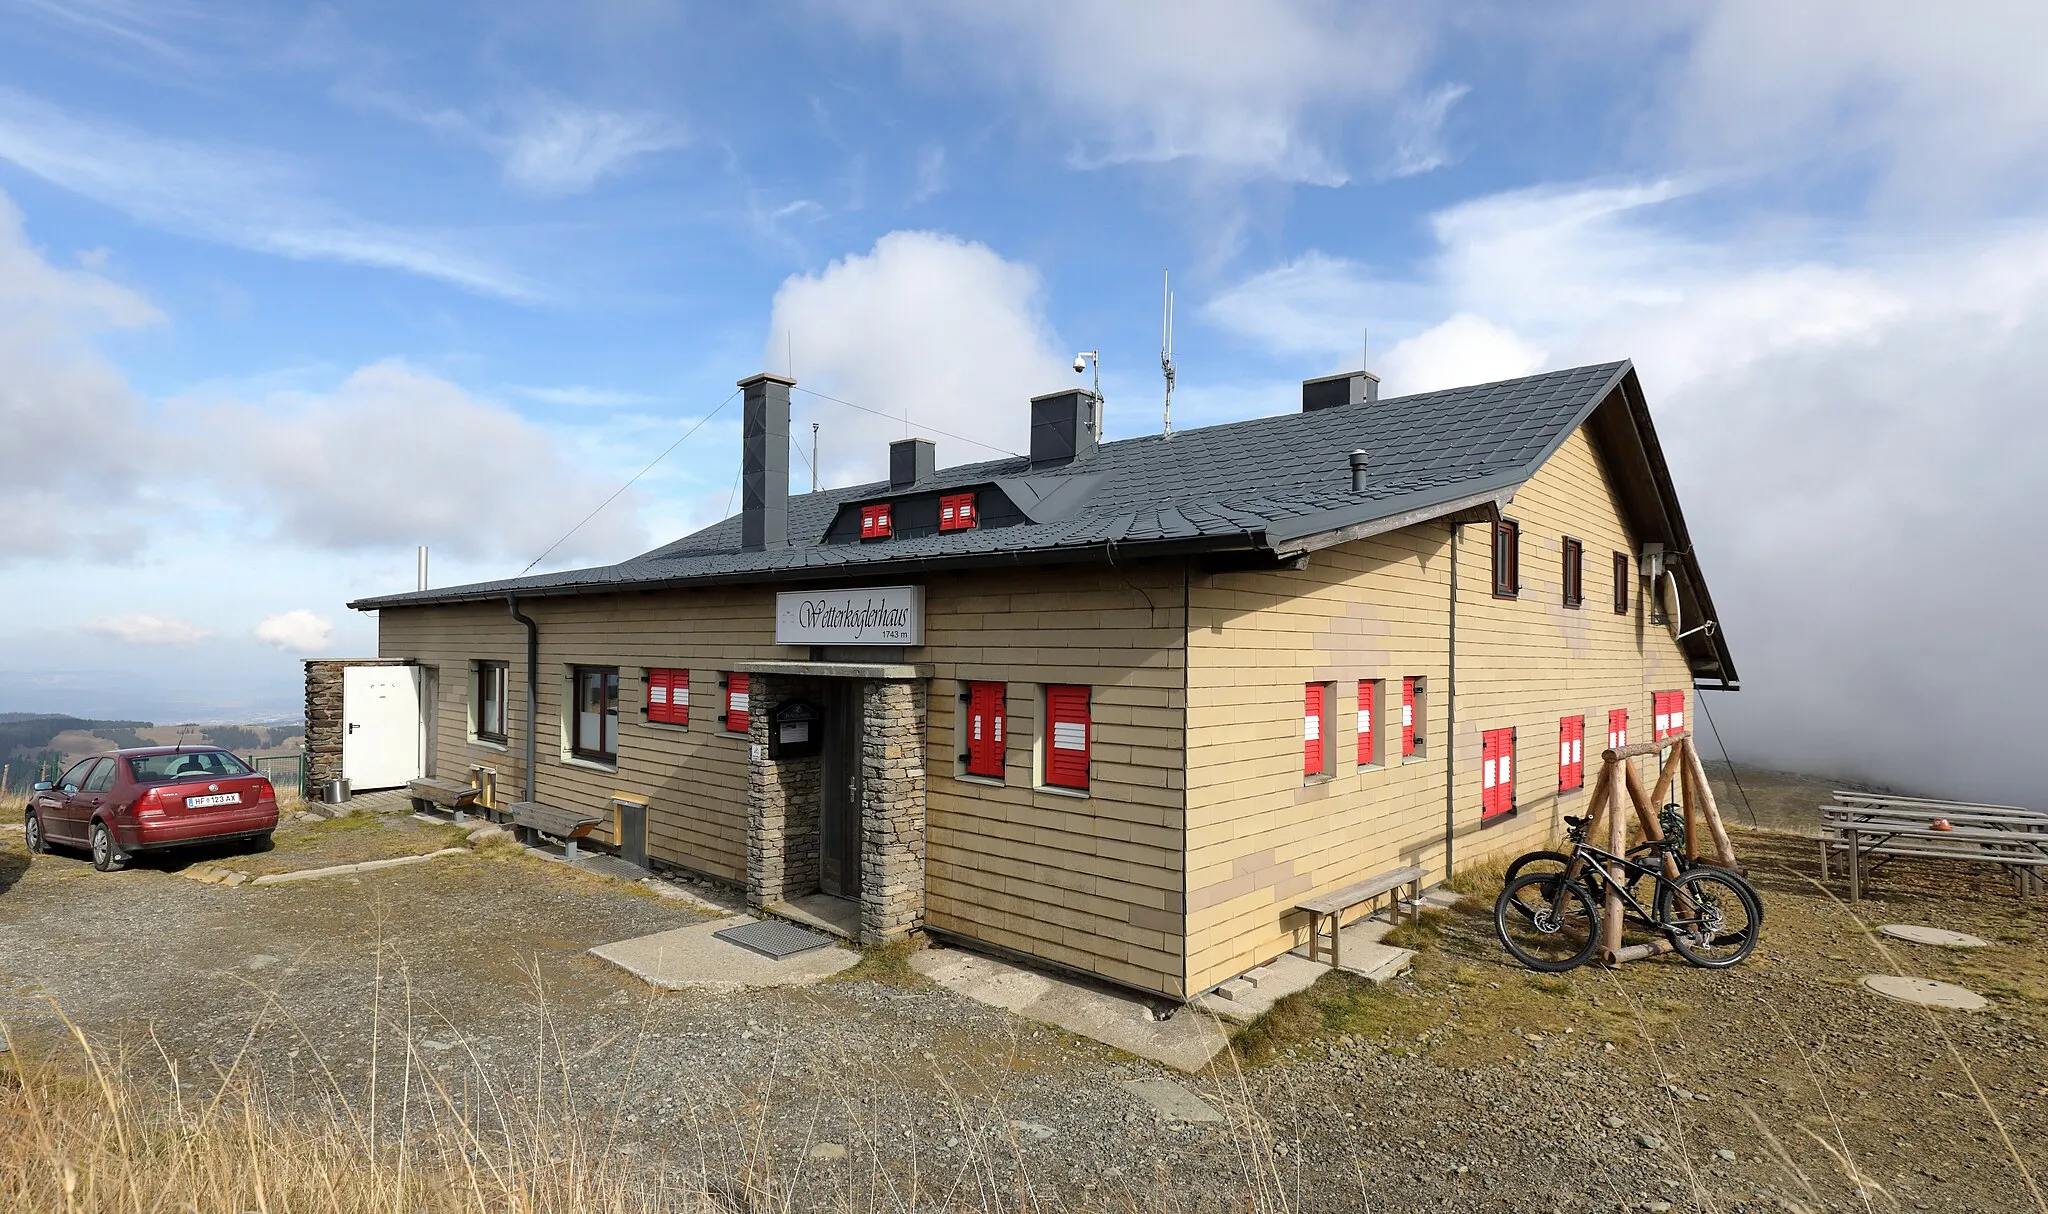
[2, 1, 2046, 800]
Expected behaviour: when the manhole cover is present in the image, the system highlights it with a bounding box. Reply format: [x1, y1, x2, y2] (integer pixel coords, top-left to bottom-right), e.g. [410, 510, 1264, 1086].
[1861, 974, 1987, 1011]
[713, 919, 836, 960]
[1879, 924, 1991, 949]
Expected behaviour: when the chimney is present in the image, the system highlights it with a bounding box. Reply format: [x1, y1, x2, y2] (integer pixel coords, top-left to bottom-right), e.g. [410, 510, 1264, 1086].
[739, 372, 794, 551]
[1301, 370, 1380, 412]
[889, 437, 935, 489]
[1349, 449, 1369, 492]
[1029, 389, 1098, 468]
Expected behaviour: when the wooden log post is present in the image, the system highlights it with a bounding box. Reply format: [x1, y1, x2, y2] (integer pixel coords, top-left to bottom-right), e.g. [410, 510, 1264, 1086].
[1680, 737, 1742, 872]
[1681, 756, 1702, 863]
[1602, 768, 1627, 964]
[1626, 761, 1685, 883]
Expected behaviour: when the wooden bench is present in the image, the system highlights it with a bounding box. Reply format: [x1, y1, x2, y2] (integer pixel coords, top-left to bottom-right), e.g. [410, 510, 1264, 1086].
[1820, 795, 2048, 901]
[408, 777, 481, 819]
[504, 801, 603, 859]
[1296, 865, 1426, 972]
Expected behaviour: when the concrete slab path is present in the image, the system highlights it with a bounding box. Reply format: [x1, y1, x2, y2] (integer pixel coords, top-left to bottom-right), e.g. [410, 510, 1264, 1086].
[592, 915, 858, 991]
[910, 947, 1229, 1073]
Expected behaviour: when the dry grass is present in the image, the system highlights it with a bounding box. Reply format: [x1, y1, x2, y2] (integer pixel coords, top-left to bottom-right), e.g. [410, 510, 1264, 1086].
[0, 1015, 729, 1211]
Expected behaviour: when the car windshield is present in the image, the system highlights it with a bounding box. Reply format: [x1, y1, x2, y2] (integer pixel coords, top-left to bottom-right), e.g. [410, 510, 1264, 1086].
[128, 751, 253, 783]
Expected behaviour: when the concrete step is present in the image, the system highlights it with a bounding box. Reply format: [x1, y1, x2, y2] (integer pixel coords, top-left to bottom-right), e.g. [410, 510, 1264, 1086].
[1216, 978, 1256, 1002]
[1337, 941, 1415, 986]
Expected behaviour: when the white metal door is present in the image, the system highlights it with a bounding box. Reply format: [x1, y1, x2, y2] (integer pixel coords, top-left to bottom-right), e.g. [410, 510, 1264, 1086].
[343, 665, 423, 790]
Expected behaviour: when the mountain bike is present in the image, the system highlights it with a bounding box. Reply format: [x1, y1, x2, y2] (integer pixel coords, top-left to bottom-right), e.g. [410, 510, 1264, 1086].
[1493, 832, 1762, 973]
[1503, 806, 1764, 928]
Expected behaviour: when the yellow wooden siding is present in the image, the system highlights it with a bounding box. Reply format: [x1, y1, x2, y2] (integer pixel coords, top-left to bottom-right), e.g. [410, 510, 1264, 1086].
[1183, 422, 1691, 992]
[921, 562, 1188, 997]
[378, 587, 780, 880]
[377, 560, 1191, 997]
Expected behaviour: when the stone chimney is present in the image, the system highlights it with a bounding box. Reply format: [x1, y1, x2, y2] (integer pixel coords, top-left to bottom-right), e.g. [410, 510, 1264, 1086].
[739, 373, 794, 551]
[1029, 388, 1098, 468]
[889, 437, 935, 489]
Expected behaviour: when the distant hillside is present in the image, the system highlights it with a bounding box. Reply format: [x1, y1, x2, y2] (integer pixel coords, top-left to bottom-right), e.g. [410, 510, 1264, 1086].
[1, 715, 302, 792]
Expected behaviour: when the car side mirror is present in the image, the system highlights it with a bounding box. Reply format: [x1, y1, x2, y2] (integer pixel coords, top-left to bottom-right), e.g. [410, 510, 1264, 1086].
[32, 781, 52, 792]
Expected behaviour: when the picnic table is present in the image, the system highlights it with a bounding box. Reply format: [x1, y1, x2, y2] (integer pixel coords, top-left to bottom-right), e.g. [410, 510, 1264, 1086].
[1820, 791, 2048, 901]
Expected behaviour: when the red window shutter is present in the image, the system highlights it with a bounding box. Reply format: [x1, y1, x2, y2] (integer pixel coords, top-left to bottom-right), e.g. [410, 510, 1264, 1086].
[940, 493, 977, 531]
[1482, 728, 1516, 822]
[1303, 684, 1326, 776]
[1609, 708, 1628, 752]
[647, 668, 688, 725]
[1559, 715, 1584, 791]
[1044, 684, 1090, 790]
[860, 503, 893, 539]
[725, 673, 750, 733]
[1654, 691, 1685, 741]
[1356, 681, 1376, 766]
[1401, 677, 1417, 757]
[965, 682, 1005, 777]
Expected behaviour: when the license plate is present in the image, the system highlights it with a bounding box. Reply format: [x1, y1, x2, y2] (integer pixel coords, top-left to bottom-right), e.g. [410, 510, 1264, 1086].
[185, 793, 241, 809]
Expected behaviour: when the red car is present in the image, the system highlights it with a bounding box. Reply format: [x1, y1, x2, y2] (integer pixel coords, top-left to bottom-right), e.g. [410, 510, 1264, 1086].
[24, 746, 279, 872]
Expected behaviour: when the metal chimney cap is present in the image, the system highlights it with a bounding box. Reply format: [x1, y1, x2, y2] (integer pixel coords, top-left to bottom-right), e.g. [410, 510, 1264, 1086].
[1348, 449, 1369, 467]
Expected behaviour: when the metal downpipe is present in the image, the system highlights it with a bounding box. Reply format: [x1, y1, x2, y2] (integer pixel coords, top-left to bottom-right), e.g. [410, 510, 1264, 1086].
[507, 596, 540, 802]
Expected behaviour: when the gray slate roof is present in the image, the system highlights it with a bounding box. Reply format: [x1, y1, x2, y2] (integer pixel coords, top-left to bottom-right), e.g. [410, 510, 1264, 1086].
[353, 361, 1635, 610]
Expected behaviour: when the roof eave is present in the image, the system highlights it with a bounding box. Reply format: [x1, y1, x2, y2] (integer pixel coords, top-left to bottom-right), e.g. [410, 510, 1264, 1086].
[348, 530, 1269, 611]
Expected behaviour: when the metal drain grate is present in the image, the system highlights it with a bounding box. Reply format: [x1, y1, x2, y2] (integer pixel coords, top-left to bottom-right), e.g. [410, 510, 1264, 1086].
[713, 919, 836, 960]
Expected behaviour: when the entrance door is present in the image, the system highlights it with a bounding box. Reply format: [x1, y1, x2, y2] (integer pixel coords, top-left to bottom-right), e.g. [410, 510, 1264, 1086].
[343, 665, 424, 791]
[818, 682, 864, 900]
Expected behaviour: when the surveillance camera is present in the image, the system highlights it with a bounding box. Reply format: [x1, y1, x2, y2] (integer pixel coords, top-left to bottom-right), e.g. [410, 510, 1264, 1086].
[1073, 356, 1087, 373]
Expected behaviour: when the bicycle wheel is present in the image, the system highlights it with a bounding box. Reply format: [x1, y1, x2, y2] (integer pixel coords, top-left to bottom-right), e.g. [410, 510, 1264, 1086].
[1658, 867, 1761, 968]
[1506, 849, 1611, 904]
[1494, 873, 1602, 973]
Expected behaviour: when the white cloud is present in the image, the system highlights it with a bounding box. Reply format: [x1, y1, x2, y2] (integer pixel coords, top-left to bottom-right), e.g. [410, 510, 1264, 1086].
[823, 0, 1434, 184]
[0, 88, 535, 300]
[1380, 82, 1468, 179]
[253, 609, 333, 654]
[1670, 0, 2048, 203]
[180, 360, 648, 566]
[1204, 180, 2048, 803]
[0, 189, 161, 563]
[765, 231, 1069, 485]
[498, 101, 684, 196]
[1379, 314, 1546, 394]
[83, 613, 210, 645]
[513, 384, 664, 408]
[910, 143, 947, 204]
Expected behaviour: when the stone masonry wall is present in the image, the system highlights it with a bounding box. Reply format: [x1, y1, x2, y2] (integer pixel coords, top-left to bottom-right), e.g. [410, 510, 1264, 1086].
[859, 678, 927, 944]
[746, 673, 823, 906]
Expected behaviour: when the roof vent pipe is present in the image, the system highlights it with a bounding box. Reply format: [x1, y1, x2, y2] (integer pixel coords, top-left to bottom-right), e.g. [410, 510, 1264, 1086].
[1349, 449, 1369, 492]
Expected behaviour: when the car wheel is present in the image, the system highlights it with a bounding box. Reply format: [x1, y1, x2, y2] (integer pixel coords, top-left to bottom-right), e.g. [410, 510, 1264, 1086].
[23, 808, 47, 855]
[90, 821, 129, 873]
[248, 832, 275, 854]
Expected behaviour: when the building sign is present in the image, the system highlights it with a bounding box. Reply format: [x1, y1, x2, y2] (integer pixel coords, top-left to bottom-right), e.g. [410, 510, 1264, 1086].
[774, 585, 923, 646]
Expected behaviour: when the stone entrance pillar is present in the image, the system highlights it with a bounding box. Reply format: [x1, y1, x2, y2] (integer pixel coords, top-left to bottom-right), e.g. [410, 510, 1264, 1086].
[739, 661, 929, 946]
[859, 678, 927, 943]
[746, 672, 823, 906]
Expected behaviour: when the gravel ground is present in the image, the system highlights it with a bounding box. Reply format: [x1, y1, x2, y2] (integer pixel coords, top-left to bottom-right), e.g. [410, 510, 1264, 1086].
[2, 814, 2044, 1212]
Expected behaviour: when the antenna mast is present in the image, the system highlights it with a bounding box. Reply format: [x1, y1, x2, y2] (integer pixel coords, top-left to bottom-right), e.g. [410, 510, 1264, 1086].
[811, 422, 820, 493]
[1161, 270, 1177, 438]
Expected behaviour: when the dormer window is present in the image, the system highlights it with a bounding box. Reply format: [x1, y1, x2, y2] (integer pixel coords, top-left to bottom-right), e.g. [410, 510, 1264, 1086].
[940, 492, 977, 531]
[860, 503, 893, 540]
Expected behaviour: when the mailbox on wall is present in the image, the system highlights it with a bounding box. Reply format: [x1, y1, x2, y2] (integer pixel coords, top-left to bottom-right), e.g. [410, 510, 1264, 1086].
[767, 699, 822, 759]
